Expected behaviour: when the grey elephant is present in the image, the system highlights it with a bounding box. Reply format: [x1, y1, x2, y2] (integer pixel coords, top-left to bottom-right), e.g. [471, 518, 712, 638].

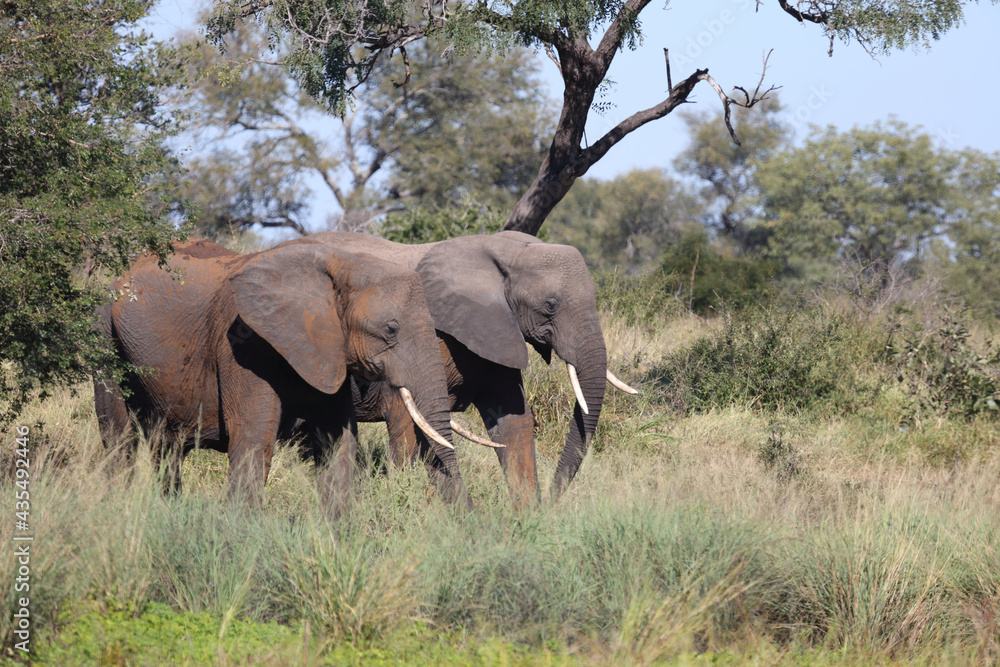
[305, 231, 638, 509]
[93, 238, 473, 513]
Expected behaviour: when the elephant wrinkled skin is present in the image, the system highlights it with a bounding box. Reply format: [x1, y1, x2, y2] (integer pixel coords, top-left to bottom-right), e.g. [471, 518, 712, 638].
[307, 231, 613, 509]
[93, 238, 467, 514]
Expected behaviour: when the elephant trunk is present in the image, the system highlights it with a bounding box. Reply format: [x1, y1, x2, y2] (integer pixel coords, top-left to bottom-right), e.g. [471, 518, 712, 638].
[390, 349, 472, 508]
[551, 326, 607, 501]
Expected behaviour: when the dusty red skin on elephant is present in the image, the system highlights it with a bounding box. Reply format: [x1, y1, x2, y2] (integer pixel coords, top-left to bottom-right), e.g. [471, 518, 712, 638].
[94, 238, 463, 513]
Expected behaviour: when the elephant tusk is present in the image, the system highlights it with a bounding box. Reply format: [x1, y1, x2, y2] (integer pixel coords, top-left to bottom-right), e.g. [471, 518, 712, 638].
[399, 387, 454, 450]
[567, 363, 589, 415]
[607, 369, 639, 395]
[450, 420, 506, 449]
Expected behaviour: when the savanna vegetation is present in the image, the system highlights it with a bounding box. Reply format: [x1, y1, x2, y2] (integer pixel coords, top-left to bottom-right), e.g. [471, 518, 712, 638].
[4, 0, 1000, 664]
[4, 283, 1000, 664]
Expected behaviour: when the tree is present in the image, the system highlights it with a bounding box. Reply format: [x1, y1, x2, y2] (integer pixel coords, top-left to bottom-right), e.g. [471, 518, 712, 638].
[546, 168, 699, 272]
[927, 148, 1000, 315]
[206, 0, 986, 236]
[373, 38, 553, 213]
[754, 119, 958, 286]
[176, 20, 551, 237]
[674, 96, 792, 253]
[0, 0, 183, 421]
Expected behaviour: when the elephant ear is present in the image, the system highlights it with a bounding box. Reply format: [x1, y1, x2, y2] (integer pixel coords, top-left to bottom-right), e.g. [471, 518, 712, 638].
[415, 238, 528, 370]
[229, 244, 346, 394]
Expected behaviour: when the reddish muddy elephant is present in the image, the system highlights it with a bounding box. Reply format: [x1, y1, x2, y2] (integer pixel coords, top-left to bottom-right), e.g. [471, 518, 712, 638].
[306, 231, 638, 509]
[93, 238, 469, 514]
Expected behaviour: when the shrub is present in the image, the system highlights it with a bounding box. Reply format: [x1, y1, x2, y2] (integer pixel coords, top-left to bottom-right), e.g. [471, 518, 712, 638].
[756, 427, 807, 483]
[660, 227, 780, 314]
[377, 204, 508, 244]
[595, 267, 684, 329]
[650, 306, 882, 415]
[890, 310, 1000, 425]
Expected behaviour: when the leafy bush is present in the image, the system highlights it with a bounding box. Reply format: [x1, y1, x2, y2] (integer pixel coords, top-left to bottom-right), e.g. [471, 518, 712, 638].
[0, 0, 185, 424]
[660, 227, 779, 314]
[595, 267, 684, 329]
[756, 427, 807, 483]
[651, 306, 882, 415]
[891, 310, 1000, 425]
[377, 204, 505, 244]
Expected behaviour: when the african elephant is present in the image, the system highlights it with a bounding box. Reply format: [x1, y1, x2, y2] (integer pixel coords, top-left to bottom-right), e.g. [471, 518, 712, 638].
[306, 231, 638, 509]
[93, 238, 468, 514]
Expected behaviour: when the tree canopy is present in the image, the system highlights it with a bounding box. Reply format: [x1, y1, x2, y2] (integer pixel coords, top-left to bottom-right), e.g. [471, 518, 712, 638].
[176, 19, 551, 237]
[0, 0, 184, 420]
[756, 119, 959, 284]
[552, 110, 1000, 315]
[205, 0, 994, 235]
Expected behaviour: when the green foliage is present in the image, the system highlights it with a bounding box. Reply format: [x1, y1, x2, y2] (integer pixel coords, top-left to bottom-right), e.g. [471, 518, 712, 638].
[756, 427, 807, 483]
[891, 311, 1000, 425]
[0, 0, 185, 422]
[373, 38, 554, 213]
[926, 147, 1000, 317]
[203, 0, 994, 239]
[674, 96, 792, 252]
[38, 601, 294, 666]
[595, 267, 684, 329]
[208, 1, 985, 116]
[661, 227, 779, 314]
[449, 0, 645, 53]
[208, 0, 413, 117]
[178, 22, 551, 236]
[377, 205, 504, 243]
[755, 119, 957, 286]
[377, 203, 547, 244]
[823, 0, 970, 55]
[548, 168, 700, 271]
[652, 306, 880, 415]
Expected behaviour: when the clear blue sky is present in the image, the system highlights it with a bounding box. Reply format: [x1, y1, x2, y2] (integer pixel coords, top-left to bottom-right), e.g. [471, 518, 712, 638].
[146, 1, 1000, 230]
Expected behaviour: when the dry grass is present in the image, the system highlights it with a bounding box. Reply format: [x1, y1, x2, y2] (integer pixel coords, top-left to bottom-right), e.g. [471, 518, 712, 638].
[5, 306, 1000, 664]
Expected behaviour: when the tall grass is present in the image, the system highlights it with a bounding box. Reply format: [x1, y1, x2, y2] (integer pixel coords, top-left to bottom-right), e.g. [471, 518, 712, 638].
[4, 294, 1000, 664]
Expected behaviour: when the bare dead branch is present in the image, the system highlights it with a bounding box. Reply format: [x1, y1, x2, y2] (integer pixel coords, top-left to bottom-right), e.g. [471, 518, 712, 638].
[697, 50, 778, 146]
[223, 215, 308, 236]
[663, 48, 672, 90]
[580, 67, 706, 168]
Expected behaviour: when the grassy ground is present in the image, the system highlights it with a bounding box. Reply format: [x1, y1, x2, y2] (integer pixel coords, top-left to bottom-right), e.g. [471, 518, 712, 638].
[3, 300, 1000, 665]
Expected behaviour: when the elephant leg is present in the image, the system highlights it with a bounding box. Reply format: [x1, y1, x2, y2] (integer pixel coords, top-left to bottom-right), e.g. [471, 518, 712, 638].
[309, 385, 359, 520]
[223, 387, 281, 508]
[473, 377, 539, 511]
[93, 373, 135, 471]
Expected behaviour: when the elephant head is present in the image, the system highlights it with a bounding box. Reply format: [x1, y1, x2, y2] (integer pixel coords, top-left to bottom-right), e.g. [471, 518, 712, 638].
[415, 231, 612, 500]
[229, 243, 461, 482]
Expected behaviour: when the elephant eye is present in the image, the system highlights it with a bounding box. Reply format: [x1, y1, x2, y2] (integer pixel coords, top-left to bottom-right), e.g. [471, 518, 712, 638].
[542, 297, 559, 315]
[382, 320, 400, 339]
